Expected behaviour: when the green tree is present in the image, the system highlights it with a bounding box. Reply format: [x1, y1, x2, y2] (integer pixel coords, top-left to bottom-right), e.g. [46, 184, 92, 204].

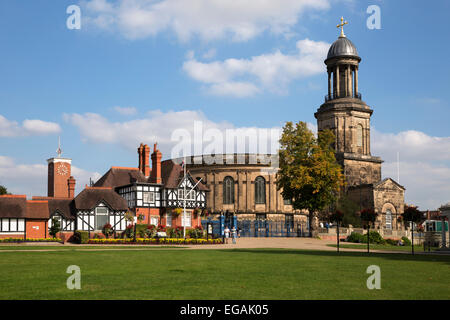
[49, 217, 61, 239]
[402, 205, 424, 255]
[277, 121, 344, 237]
[0, 185, 8, 195]
[337, 195, 361, 227]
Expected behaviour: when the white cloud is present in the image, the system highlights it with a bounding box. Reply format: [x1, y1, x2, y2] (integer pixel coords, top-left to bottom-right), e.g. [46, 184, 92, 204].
[372, 129, 450, 210]
[0, 115, 61, 137]
[202, 48, 217, 59]
[113, 106, 138, 115]
[183, 38, 329, 96]
[81, 0, 330, 41]
[0, 155, 101, 198]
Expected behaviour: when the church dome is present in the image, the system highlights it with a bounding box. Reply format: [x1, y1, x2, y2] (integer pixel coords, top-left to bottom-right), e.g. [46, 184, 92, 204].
[326, 36, 360, 60]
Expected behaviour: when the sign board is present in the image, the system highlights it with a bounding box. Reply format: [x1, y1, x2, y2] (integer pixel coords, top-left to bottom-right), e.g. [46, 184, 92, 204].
[157, 232, 167, 238]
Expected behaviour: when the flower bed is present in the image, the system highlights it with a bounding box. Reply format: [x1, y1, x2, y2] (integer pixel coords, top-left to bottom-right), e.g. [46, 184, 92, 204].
[0, 238, 62, 243]
[87, 238, 223, 245]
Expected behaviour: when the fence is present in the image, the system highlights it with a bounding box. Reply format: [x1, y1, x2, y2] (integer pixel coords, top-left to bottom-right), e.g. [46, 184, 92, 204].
[201, 218, 309, 238]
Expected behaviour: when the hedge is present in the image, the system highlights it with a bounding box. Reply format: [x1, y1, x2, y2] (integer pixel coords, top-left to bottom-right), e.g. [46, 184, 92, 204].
[73, 230, 89, 244]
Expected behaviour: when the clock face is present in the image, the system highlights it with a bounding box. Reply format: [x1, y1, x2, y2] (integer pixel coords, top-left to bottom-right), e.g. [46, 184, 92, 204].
[57, 163, 68, 176]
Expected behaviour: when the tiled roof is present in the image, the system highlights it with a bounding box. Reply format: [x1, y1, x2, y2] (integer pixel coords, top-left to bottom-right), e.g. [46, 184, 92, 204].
[93, 167, 148, 188]
[74, 187, 128, 211]
[0, 195, 27, 218]
[26, 200, 50, 219]
[32, 197, 75, 220]
[161, 160, 208, 191]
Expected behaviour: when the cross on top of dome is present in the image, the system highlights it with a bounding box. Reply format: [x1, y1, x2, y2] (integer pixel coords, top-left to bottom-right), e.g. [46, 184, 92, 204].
[337, 16, 348, 38]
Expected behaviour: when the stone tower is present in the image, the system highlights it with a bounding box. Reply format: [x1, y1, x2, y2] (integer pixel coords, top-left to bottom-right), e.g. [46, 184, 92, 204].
[314, 22, 382, 188]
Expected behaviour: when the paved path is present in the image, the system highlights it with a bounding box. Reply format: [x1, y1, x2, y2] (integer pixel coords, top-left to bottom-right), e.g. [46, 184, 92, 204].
[0, 238, 448, 255]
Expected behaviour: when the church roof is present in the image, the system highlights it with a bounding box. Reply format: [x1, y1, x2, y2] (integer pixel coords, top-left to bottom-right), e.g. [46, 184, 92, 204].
[373, 178, 405, 190]
[326, 36, 360, 60]
[74, 187, 128, 211]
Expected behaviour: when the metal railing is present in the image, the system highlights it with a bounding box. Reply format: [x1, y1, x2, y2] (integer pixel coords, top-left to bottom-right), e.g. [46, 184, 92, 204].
[325, 92, 362, 102]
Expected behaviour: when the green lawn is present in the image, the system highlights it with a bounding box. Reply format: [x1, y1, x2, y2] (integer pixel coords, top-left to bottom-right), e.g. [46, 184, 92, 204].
[326, 243, 424, 252]
[0, 248, 448, 299]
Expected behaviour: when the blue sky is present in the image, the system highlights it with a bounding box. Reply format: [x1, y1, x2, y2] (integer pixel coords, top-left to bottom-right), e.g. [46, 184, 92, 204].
[0, 0, 449, 210]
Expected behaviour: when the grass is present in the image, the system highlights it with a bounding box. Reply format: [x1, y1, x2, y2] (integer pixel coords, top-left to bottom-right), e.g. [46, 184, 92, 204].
[0, 247, 449, 300]
[326, 243, 424, 252]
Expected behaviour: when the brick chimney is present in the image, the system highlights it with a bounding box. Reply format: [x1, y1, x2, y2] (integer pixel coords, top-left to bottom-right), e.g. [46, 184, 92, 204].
[138, 143, 144, 172]
[138, 143, 151, 177]
[68, 176, 76, 198]
[150, 143, 162, 183]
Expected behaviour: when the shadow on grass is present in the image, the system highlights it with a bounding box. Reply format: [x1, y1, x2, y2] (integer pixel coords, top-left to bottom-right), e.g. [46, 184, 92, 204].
[220, 248, 450, 264]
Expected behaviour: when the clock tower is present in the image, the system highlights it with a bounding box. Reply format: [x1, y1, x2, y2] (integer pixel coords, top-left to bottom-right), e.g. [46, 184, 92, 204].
[47, 139, 76, 198]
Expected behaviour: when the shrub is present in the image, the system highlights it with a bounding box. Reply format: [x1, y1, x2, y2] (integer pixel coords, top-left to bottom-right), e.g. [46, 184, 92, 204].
[136, 224, 149, 238]
[346, 231, 385, 244]
[385, 238, 398, 246]
[165, 227, 174, 238]
[346, 232, 365, 243]
[401, 236, 411, 246]
[73, 230, 89, 244]
[102, 223, 113, 239]
[368, 231, 385, 244]
[49, 217, 61, 238]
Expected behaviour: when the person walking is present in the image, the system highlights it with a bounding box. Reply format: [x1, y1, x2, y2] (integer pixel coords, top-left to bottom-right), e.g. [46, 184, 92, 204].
[224, 226, 230, 244]
[231, 226, 237, 244]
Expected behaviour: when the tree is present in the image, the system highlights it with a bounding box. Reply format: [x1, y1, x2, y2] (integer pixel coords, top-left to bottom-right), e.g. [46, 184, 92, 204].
[359, 208, 378, 253]
[277, 121, 344, 237]
[0, 185, 8, 195]
[49, 217, 61, 239]
[336, 195, 361, 227]
[402, 205, 424, 255]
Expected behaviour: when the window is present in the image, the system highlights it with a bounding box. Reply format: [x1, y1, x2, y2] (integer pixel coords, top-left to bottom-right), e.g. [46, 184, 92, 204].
[255, 176, 266, 204]
[143, 191, 155, 204]
[356, 124, 363, 147]
[150, 216, 158, 226]
[223, 176, 235, 204]
[95, 207, 109, 230]
[285, 214, 294, 229]
[182, 212, 191, 227]
[385, 209, 392, 230]
[256, 213, 266, 220]
[166, 213, 172, 227]
[179, 189, 195, 200]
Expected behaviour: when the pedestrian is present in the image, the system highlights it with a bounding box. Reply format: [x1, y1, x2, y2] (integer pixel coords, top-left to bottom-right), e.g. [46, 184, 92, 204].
[231, 226, 237, 244]
[325, 222, 329, 232]
[224, 226, 230, 244]
[320, 222, 324, 229]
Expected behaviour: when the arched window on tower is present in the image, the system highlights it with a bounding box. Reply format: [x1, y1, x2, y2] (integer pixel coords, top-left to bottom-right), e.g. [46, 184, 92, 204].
[356, 124, 363, 148]
[255, 176, 266, 204]
[223, 176, 234, 204]
[385, 209, 392, 230]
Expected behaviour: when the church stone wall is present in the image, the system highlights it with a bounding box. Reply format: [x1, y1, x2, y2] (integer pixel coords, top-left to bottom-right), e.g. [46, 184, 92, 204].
[183, 157, 307, 222]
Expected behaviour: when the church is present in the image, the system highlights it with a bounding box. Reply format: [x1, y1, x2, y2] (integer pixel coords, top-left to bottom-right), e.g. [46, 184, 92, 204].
[0, 21, 406, 240]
